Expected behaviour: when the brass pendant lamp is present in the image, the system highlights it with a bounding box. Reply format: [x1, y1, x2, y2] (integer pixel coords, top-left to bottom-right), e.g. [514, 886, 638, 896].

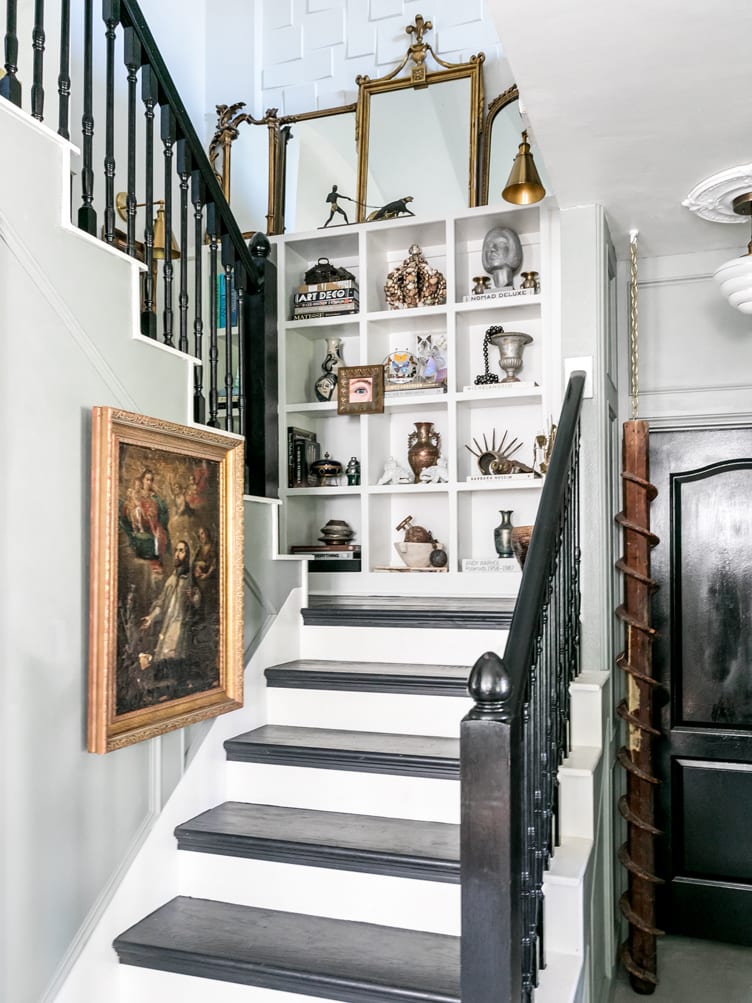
[502, 130, 546, 206]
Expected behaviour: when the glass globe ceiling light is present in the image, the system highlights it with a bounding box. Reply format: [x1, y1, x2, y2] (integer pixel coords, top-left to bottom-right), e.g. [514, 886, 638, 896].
[714, 193, 752, 314]
[683, 164, 752, 314]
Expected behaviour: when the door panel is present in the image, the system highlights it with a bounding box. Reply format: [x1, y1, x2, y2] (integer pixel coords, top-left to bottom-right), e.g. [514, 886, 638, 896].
[651, 426, 752, 944]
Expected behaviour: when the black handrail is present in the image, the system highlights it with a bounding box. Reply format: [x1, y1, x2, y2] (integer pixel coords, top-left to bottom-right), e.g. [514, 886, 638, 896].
[117, 0, 258, 288]
[1, 0, 278, 494]
[461, 371, 586, 1003]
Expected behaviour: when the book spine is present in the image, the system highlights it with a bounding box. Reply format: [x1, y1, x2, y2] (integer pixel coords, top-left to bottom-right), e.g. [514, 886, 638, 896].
[293, 439, 307, 487]
[297, 280, 359, 292]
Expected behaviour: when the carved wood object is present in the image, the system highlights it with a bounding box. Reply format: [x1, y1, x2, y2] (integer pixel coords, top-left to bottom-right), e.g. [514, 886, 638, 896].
[615, 420, 663, 994]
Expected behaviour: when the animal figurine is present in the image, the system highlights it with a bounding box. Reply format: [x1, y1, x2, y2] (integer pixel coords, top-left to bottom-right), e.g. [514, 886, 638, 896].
[419, 456, 449, 483]
[378, 456, 412, 485]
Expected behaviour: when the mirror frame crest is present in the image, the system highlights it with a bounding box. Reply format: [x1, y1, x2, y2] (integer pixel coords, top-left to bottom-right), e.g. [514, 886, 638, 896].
[354, 14, 485, 222]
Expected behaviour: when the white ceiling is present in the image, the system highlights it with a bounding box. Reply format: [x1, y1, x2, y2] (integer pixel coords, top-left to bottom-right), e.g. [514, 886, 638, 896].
[491, 0, 752, 259]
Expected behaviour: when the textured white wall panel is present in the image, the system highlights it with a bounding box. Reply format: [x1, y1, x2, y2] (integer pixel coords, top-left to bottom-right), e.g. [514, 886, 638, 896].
[263, 0, 294, 30]
[265, 23, 304, 63]
[345, 18, 377, 58]
[256, 0, 502, 114]
[369, 0, 403, 20]
[307, 8, 347, 45]
[305, 45, 336, 80]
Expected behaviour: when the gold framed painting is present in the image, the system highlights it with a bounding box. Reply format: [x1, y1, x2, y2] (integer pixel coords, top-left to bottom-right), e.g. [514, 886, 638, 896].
[88, 407, 244, 753]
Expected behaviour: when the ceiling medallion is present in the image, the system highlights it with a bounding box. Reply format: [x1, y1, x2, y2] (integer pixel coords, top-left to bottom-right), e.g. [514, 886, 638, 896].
[683, 164, 752, 223]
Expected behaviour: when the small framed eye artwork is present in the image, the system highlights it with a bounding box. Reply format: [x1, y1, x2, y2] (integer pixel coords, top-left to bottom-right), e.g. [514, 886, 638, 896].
[337, 364, 385, 415]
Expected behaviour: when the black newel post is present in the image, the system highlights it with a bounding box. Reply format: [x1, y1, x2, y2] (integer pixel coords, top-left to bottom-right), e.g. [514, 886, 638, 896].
[221, 234, 236, 432]
[0, 0, 21, 106]
[461, 651, 522, 1003]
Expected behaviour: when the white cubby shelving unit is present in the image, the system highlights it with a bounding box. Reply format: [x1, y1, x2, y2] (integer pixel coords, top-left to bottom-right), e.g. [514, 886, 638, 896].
[272, 201, 561, 597]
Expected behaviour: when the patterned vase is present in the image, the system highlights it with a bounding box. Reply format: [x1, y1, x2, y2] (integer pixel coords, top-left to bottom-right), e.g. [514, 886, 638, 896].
[314, 337, 344, 402]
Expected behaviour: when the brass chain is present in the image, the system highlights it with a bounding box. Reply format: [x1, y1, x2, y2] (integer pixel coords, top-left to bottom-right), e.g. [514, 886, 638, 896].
[629, 230, 639, 420]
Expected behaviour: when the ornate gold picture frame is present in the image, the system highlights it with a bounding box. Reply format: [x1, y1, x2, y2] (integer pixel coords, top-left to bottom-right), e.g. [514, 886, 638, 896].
[88, 407, 244, 753]
[337, 364, 385, 415]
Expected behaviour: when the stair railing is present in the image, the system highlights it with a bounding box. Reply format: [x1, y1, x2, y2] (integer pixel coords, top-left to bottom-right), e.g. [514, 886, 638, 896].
[1, 0, 277, 496]
[461, 370, 586, 1003]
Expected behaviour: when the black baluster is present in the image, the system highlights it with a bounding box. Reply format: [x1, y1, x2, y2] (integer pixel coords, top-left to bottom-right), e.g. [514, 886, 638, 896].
[123, 27, 140, 258]
[77, 0, 95, 234]
[0, 0, 21, 106]
[221, 236, 235, 432]
[175, 140, 191, 353]
[102, 0, 120, 244]
[234, 261, 247, 462]
[207, 203, 219, 427]
[31, 0, 45, 120]
[140, 64, 157, 338]
[191, 171, 206, 424]
[57, 0, 71, 138]
[160, 104, 176, 346]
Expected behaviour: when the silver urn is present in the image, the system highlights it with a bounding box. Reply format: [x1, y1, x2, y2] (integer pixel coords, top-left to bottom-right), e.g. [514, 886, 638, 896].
[488, 330, 533, 383]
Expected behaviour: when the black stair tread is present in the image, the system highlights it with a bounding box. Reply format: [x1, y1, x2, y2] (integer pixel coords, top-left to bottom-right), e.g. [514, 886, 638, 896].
[224, 725, 459, 779]
[175, 802, 459, 882]
[114, 896, 460, 1003]
[265, 658, 471, 696]
[302, 594, 515, 630]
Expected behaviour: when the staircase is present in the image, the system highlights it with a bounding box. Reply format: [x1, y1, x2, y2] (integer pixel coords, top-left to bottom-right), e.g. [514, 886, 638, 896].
[112, 599, 604, 1003]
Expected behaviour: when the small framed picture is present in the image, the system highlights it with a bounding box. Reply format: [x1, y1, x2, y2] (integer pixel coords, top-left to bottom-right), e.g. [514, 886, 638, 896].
[337, 364, 385, 415]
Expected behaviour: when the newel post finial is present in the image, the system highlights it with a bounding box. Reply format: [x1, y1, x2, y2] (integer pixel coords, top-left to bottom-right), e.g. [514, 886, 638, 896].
[467, 651, 513, 719]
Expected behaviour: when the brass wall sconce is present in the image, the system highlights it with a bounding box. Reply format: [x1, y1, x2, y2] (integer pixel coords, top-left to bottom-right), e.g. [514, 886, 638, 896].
[502, 130, 546, 206]
[115, 192, 180, 259]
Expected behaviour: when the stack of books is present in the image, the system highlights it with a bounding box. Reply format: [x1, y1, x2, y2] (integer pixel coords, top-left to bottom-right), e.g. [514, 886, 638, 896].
[287, 426, 318, 488]
[289, 544, 362, 573]
[292, 279, 359, 320]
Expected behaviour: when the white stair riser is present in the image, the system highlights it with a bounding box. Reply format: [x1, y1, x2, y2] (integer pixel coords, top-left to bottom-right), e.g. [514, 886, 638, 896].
[179, 852, 460, 935]
[557, 750, 602, 841]
[300, 625, 505, 665]
[540, 836, 593, 957]
[533, 949, 586, 1003]
[568, 673, 608, 748]
[121, 966, 345, 1003]
[226, 762, 460, 823]
[542, 877, 586, 956]
[267, 688, 473, 738]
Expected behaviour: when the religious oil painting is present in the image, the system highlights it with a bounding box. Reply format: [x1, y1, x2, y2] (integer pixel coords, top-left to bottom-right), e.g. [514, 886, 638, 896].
[88, 407, 244, 753]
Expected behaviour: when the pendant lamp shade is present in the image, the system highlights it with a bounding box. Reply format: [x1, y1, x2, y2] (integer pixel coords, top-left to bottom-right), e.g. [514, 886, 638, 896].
[502, 130, 545, 206]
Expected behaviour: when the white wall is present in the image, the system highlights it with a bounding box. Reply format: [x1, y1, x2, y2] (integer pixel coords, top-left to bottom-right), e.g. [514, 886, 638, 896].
[622, 246, 752, 424]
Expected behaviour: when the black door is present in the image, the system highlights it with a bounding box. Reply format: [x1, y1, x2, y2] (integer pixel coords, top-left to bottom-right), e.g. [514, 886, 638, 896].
[651, 425, 752, 944]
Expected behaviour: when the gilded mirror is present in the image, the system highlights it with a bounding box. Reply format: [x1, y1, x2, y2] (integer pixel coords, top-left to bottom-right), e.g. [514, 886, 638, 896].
[480, 85, 551, 206]
[277, 105, 358, 233]
[355, 15, 484, 222]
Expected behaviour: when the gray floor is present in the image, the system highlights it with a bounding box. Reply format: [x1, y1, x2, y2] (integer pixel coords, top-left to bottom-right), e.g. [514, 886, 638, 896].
[610, 936, 752, 1002]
